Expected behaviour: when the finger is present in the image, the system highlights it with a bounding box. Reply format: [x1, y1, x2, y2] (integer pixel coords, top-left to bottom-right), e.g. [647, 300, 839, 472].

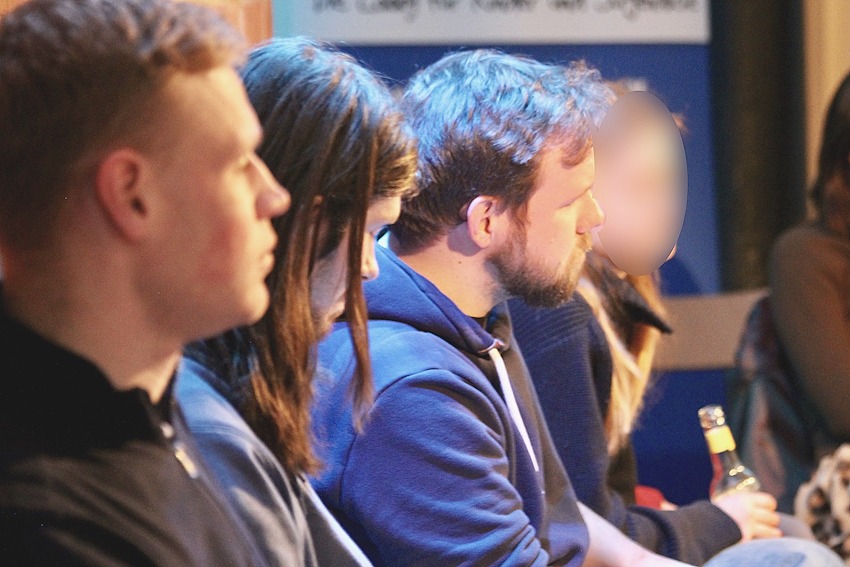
[752, 508, 781, 528]
[752, 523, 783, 539]
[749, 512, 783, 539]
[750, 492, 778, 510]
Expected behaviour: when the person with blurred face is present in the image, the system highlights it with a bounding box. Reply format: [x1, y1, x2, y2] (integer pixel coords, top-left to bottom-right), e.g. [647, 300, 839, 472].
[177, 38, 417, 566]
[511, 87, 842, 567]
[0, 0, 289, 564]
[510, 90, 763, 564]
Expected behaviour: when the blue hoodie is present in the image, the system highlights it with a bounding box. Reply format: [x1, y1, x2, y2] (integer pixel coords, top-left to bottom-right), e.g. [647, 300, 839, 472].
[311, 245, 589, 566]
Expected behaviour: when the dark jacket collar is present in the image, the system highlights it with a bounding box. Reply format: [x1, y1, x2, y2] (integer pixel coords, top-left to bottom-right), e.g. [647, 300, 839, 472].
[0, 307, 171, 454]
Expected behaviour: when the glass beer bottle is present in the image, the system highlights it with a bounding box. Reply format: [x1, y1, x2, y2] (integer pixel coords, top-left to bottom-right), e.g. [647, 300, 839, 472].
[698, 404, 761, 499]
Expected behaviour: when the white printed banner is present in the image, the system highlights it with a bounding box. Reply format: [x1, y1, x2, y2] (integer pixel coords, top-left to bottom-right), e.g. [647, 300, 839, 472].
[275, 0, 709, 45]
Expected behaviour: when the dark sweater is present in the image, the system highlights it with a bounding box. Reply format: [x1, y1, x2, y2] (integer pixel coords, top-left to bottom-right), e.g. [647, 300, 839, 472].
[0, 310, 265, 566]
[510, 294, 742, 565]
[311, 245, 588, 566]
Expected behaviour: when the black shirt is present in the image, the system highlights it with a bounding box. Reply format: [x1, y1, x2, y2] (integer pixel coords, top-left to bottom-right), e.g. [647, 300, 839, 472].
[0, 309, 265, 566]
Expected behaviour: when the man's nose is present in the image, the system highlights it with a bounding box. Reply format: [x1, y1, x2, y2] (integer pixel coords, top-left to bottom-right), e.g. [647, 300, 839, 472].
[253, 154, 290, 219]
[580, 192, 605, 233]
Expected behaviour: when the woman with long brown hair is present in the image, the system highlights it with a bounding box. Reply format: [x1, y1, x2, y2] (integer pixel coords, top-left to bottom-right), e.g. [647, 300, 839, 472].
[176, 37, 417, 565]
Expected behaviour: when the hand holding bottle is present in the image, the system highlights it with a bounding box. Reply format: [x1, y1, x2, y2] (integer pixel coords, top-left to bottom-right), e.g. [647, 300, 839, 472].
[698, 405, 782, 542]
[698, 405, 760, 498]
[713, 490, 782, 541]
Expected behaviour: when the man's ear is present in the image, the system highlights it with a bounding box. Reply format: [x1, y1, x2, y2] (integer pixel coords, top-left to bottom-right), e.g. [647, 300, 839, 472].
[94, 149, 150, 242]
[465, 195, 505, 249]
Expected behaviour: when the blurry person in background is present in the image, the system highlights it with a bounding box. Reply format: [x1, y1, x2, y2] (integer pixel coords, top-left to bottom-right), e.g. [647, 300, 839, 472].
[0, 0, 289, 564]
[771, 70, 850, 555]
[771, 70, 850, 471]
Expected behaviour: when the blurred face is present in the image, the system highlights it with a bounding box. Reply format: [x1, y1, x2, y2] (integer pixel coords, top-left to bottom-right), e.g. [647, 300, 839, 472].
[310, 196, 402, 336]
[592, 91, 686, 276]
[491, 147, 603, 307]
[142, 67, 290, 342]
[596, 125, 681, 266]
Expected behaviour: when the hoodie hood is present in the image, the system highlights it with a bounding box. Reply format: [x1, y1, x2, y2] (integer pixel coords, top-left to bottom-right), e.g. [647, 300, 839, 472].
[364, 246, 540, 473]
[364, 245, 502, 359]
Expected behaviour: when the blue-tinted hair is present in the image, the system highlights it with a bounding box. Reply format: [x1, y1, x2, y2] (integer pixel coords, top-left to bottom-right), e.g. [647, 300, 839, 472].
[393, 49, 612, 251]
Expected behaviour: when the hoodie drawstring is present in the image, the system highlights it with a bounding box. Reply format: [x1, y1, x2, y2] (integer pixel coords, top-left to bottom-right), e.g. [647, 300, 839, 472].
[487, 347, 540, 473]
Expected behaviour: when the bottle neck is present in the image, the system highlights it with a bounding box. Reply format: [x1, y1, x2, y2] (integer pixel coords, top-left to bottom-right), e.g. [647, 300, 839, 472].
[703, 423, 734, 449]
[703, 424, 743, 469]
[711, 447, 745, 471]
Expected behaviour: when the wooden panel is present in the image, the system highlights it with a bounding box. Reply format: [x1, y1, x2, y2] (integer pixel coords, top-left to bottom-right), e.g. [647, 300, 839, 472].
[188, 0, 273, 45]
[653, 288, 768, 371]
[803, 0, 850, 186]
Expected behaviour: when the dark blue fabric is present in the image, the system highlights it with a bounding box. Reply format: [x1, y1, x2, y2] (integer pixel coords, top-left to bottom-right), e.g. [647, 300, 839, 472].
[509, 294, 742, 565]
[311, 245, 588, 566]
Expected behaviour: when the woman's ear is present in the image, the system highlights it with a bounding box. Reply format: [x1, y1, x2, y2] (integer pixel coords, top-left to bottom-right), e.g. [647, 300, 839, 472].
[94, 148, 151, 242]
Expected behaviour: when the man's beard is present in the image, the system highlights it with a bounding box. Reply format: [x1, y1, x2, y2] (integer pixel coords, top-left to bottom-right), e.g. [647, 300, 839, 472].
[490, 224, 588, 308]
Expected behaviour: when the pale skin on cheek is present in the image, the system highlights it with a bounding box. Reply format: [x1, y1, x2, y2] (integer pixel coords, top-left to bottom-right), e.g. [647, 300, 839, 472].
[310, 196, 402, 331]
